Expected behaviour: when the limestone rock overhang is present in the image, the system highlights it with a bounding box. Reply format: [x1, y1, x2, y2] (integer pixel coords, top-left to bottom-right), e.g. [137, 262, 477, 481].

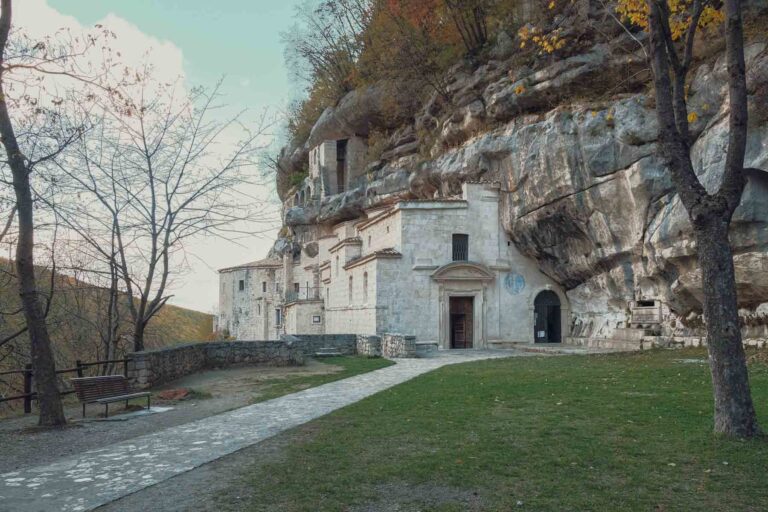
[430, 261, 495, 282]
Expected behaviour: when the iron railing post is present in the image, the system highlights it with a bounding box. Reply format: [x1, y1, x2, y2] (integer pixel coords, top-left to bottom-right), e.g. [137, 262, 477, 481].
[23, 363, 32, 414]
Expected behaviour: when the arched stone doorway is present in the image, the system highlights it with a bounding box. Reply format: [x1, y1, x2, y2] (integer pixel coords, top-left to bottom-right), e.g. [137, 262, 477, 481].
[534, 290, 561, 343]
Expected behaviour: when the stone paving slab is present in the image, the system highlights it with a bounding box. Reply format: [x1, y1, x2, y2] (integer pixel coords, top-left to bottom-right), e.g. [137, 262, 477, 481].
[0, 351, 517, 512]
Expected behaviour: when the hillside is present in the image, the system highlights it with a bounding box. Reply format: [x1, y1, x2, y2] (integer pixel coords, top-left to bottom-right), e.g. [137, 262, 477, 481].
[0, 258, 213, 408]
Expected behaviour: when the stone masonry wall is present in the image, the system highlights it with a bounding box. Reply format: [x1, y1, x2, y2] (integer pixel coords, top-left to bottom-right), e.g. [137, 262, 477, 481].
[281, 334, 358, 355]
[382, 334, 417, 358]
[356, 334, 382, 357]
[127, 340, 305, 389]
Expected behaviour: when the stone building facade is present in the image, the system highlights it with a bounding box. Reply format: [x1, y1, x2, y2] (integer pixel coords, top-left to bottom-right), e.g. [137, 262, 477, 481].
[216, 258, 284, 340]
[218, 139, 569, 348]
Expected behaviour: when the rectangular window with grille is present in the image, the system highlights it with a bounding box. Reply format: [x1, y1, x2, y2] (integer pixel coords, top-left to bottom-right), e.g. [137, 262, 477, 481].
[452, 234, 469, 261]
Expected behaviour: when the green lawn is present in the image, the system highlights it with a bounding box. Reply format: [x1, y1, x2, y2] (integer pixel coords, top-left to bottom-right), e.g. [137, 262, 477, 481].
[248, 356, 395, 404]
[237, 349, 768, 512]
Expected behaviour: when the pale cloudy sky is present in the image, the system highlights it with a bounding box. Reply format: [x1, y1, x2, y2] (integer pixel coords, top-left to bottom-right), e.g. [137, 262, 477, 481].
[16, 0, 308, 313]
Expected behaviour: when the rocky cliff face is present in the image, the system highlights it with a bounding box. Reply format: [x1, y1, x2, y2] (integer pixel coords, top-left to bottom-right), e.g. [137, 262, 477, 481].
[279, 34, 768, 342]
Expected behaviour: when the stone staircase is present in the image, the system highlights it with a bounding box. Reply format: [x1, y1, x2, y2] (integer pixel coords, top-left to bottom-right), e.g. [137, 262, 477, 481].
[567, 327, 666, 351]
[566, 300, 671, 351]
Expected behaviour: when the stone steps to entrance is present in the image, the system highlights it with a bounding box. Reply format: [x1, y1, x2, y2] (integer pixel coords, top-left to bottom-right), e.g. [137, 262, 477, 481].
[565, 336, 667, 351]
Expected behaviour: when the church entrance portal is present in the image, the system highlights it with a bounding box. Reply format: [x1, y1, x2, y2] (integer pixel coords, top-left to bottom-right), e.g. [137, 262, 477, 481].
[450, 297, 474, 349]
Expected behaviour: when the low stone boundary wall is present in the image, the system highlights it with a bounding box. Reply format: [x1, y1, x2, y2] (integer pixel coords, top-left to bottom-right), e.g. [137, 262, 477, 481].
[281, 334, 357, 355]
[356, 335, 382, 357]
[382, 334, 417, 358]
[127, 333, 415, 388]
[127, 340, 304, 389]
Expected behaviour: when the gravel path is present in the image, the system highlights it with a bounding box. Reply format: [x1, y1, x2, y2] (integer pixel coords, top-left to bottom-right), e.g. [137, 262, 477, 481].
[0, 362, 341, 474]
[0, 351, 517, 512]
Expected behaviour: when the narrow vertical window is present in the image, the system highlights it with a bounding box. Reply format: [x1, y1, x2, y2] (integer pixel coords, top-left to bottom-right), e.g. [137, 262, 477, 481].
[238, 280, 245, 291]
[452, 234, 469, 261]
[335, 255, 339, 276]
[363, 272, 368, 303]
[262, 281, 267, 293]
[337, 139, 347, 193]
[275, 308, 282, 325]
[348, 276, 353, 305]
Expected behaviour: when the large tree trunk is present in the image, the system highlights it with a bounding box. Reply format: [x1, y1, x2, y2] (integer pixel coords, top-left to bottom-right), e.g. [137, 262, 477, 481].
[10, 163, 67, 426]
[694, 216, 759, 437]
[133, 319, 146, 353]
[0, 0, 66, 426]
[647, 0, 760, 437]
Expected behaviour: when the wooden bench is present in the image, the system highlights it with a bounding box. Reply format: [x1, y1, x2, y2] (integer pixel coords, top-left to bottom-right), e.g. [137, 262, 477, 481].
[70, 375, 151, 418]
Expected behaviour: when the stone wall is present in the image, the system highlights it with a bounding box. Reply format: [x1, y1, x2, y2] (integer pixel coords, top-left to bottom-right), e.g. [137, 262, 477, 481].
[280, 334, 358, 356]
[127, 340, 305, 389]
[356, 334, 382, 357]
[382, 333, 417, 358]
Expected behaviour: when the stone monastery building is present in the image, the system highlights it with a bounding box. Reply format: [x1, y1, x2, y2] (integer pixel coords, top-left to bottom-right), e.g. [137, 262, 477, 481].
[217, 138, 570, 350]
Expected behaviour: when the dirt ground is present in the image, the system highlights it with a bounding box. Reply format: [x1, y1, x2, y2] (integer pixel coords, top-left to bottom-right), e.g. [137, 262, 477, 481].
[0, 360, 342, 474]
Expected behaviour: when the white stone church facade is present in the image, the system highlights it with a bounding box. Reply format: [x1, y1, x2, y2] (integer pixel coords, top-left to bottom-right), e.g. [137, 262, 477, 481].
[217, 140, 570, 349]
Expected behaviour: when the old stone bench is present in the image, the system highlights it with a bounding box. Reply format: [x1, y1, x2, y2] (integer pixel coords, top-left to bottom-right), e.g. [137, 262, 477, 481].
[71, 375, 151, 418]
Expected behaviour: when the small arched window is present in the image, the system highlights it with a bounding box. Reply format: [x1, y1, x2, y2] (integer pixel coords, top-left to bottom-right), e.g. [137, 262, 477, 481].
[363, 272, 368, 303]
[348, 276, 353, 305]
[335, 255, 339, 276]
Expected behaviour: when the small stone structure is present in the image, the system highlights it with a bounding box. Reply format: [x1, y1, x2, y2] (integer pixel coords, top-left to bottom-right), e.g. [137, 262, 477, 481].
[127, 340, 305, 389]
[356, 334, 382, 357]
[356, 334, 417, 357]
[382, 334, 417, 358]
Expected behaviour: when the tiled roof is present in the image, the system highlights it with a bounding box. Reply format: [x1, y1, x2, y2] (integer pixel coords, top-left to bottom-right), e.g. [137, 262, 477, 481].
[218, 257, 282, 273]
[374, 248, 402, 256]
[329, 236, 362, 253]
[344, 248, 402, 270]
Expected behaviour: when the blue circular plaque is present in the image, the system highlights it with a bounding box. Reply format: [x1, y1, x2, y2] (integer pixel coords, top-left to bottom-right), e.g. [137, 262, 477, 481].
[504, 273, 526, 295]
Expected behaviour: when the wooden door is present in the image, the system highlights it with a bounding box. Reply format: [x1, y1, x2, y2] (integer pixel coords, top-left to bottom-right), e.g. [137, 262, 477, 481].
[450, 297, 474, 349]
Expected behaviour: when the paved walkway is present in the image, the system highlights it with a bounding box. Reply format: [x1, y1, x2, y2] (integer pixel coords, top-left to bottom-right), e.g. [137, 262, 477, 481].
[0, 351, 519, 512]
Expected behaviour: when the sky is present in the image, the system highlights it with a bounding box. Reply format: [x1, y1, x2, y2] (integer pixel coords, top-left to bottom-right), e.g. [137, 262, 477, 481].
[16, 0, 308, 313]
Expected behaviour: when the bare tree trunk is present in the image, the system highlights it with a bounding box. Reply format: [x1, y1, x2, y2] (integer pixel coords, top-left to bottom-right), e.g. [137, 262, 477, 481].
[695, 218, 759, 436]
[646, 0, 760, 437]
[133, 318, 146, 353]
[0, 0, 65, 426]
